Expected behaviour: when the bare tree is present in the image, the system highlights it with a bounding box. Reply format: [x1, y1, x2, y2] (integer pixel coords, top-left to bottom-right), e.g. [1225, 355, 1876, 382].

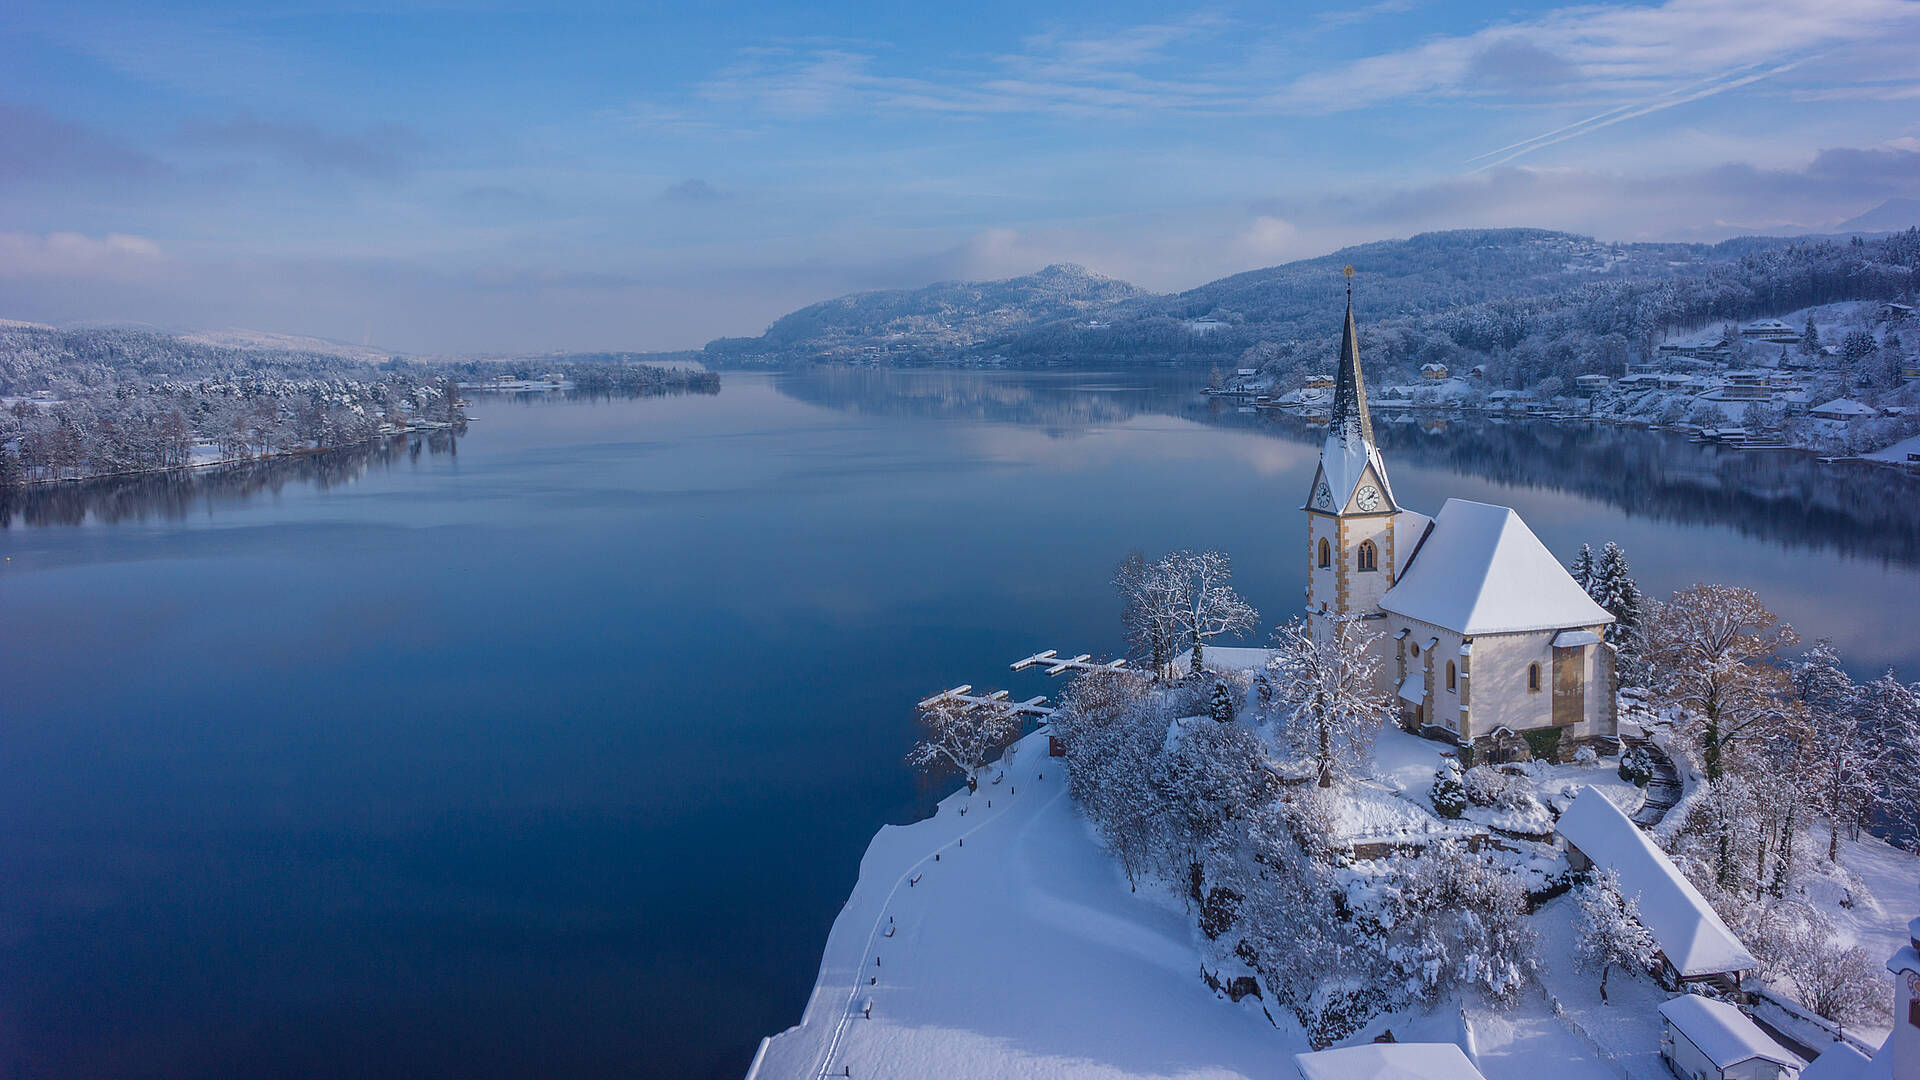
[1263, 616, 1390, 787]
[1163, 550, 1258, 677]
[907, 696, 1022, 793]
[1114, 551, 1180, 678]
[1641, 584, 1801, 780]
[1573, 870, 1658, 1003]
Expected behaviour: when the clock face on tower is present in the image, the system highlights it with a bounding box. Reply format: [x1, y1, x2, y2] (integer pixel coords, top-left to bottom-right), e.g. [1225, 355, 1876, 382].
[1314, 482, 1334, 510]
[1356, 485, 1381, 512]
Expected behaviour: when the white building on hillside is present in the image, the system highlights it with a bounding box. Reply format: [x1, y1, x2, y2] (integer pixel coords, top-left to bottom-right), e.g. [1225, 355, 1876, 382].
[1301, 294, 1617, 763]
[1556, 788, 1758, 989]
[1294, 1042, 1487, 1080]
[1657, 995, 1800, 1080]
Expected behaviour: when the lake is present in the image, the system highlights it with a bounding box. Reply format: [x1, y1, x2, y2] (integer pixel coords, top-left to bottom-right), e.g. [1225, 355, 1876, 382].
[2, 370, 1917, 1079]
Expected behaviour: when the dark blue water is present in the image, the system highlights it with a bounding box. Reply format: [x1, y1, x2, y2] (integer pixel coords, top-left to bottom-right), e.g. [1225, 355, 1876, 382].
[2, 371, 1916, 1079]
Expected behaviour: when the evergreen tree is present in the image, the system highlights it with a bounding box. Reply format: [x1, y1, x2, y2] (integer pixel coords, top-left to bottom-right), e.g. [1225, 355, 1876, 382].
[1584, 542, 1644, 676]
[1209, 681, 1236, 724]
[1568, 543, 1596, 592]
[1431, 757, 1467, 818]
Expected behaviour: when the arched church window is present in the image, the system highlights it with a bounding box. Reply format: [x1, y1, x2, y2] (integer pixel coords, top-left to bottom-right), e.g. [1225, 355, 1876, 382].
[1528, 663, 1541, 692]
[1318, 538, 1331, 568]
[1357, 540, 1378, 572]
[1446, 662, 1456, 691]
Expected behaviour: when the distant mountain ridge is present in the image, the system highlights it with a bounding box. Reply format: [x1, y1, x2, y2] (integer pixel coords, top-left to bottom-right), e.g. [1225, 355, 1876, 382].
[1835, 198, 1920, 234]
[702, 227, 1919, 370]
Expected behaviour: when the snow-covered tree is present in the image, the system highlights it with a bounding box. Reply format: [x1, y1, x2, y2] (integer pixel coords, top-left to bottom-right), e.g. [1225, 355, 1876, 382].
[1585, 542, 1644, 676]
[1365, 841, 1538, 1005]
[1751, 905, 1887, 1025]
[1114, 551, 1180, 678]
[1156, 712, 1272, 898]
[1264, 617, 1390, 787]
[1568, 543, 1595, 592]
[1164, 550, 1258, 676]
[907, 695, 1022, 793]
[1050, 670, 1168, 891]
[1431, 757, 1467, 819]
[1860, 670, 1920, 850]
[1641, 584, 1801, 780]
[1791, 642, 1875, 860]
[1201, 681, 1231, 724]
[1572, 870, 1658, 1002]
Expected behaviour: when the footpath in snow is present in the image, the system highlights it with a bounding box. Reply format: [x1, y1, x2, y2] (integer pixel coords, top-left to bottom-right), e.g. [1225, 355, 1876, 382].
[747, 729, 1705, 1080]
[748, 730, 1299, 1079]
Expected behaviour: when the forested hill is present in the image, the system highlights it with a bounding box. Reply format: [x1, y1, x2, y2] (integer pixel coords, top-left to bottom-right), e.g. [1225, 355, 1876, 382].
[700, 227, 1920, 373]
[703, 262, 1150, 365]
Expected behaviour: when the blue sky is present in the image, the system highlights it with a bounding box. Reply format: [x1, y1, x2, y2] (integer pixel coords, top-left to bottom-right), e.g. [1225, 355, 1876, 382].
[2, 0, 1917, 353]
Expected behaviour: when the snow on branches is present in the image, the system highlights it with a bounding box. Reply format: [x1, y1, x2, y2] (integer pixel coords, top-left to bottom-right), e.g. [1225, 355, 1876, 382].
[907, 695, 1022, 792]
[1114, 550, 1257, 678]
[1640, 583, 1801, 780]
[1263, 616, 1391, 787]
[1572, 869, 1657, 1003]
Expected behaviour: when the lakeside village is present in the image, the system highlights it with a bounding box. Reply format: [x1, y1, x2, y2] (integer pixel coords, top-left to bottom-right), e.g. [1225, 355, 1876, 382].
[1209, 299, 1920, 469]
[754, 297, 1920, 1080]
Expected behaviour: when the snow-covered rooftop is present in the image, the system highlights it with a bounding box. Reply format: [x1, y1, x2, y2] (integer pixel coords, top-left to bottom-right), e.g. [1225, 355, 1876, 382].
[1380, 500, 1615, 636]
[1814, 398, 1879, 417]
[1293, 1042, 1486, 1080]
[1658, 995, 1797, 1070]
[1556, 788, 1759, 977]
[1799, 1042, 1872, 1080]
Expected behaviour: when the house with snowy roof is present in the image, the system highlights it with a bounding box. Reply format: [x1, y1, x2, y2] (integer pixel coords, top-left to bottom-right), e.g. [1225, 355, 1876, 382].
[1293, 1042, 1487, 1080]
[1811, 398, 1879, 422]
[1555, 788, 1758, 990]
[1302, 294, 1616, 763]
[1657, 995, 1800, 1080]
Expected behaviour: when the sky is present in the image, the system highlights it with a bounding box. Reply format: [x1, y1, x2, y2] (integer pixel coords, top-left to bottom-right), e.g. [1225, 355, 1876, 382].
[1, 0, 1918, 354]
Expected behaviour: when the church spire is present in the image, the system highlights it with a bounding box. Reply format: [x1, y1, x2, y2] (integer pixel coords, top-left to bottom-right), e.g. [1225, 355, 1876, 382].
[1307, 267, 1395, 516]
[1330, 267, 1374, 448]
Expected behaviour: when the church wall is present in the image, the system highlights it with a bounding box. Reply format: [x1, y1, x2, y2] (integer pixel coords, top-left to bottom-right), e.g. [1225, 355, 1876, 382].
[1460, 627, 1618, 757]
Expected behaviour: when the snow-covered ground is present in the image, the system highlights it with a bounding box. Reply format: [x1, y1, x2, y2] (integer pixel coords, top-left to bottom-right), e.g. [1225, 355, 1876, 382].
[750, 730, 1302, 1079]
[754, 724, 1920, 1079]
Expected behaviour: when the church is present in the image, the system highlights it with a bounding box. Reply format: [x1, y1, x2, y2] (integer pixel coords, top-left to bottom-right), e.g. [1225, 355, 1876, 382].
[1304, 292, 1618, 764]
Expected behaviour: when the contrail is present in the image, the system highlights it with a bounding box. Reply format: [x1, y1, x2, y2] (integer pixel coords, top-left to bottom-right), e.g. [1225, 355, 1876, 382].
[1462, 64, 1765, 165]
[1468, 58, 1808, 173]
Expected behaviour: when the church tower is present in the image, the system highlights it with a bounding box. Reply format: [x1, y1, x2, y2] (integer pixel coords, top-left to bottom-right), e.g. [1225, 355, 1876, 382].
[1305, 273, 1399, 642]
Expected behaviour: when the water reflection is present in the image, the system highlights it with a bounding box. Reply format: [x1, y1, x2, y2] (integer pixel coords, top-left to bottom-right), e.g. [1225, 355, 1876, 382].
[0, 429, 460, 528]
[776, 368, 1920, 567]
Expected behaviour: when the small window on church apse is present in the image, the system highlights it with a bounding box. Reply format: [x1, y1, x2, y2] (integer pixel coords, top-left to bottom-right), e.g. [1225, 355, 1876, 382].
[1528, 663, 1541, 692]
[1357, 540, 1377, 572]
[1446, 662, 1456, 691]
[1318, 538, 1331, 568]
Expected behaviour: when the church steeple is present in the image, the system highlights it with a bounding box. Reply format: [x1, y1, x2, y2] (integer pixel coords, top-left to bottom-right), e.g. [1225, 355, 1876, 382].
[1306, 269, 1396, 516]
[1330, 286, 1375, 449]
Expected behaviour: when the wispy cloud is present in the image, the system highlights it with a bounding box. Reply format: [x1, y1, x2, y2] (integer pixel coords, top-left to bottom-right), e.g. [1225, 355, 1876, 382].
[177, 113, 421, 180]
[1280, 0, 1920, 111]
[0, 231, 165, 279]
[0, 103, 163, 185]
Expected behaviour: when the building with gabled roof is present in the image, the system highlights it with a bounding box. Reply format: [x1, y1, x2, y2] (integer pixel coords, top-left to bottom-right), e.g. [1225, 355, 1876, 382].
[1301, 290, 1617, 763]
[1657, 995, 1799, 1079]
[1293, 1042, 1487, 1080]
[1556, 788, 1758, 987]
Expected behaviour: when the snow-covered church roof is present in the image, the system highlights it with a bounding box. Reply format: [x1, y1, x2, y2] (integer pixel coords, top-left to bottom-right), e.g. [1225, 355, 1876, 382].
[1379, 499, 1614, 636]
[1556, 788, 1759, 978]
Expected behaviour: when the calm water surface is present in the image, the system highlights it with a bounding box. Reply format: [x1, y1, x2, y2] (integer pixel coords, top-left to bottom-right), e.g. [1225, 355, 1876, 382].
[2, 371, 1917, 1079]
